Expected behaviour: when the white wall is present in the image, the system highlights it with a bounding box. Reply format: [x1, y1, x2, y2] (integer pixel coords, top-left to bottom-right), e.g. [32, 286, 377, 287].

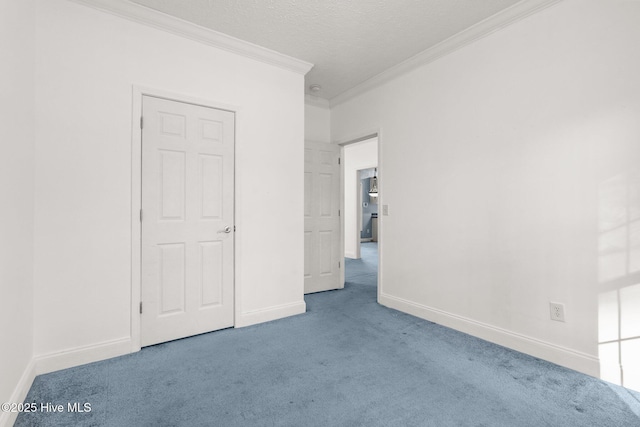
[33, 0, 305, 366]
[0, 0, 35, 423]
[331, 0, 640, 376]
[305, 98, 331, 143]
[343, 139, 378, 259]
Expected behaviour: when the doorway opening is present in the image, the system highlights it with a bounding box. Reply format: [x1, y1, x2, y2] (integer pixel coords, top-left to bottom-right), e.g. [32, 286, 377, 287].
[358, 167, 379, 245]
[341, 135, 379, 296]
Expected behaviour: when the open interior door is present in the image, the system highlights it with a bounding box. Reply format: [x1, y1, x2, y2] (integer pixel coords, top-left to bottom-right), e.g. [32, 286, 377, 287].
[304, 141, 342, 293]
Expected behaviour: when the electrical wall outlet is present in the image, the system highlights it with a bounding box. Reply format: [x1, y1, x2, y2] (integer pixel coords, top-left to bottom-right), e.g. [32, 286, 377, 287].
[549, 302, 565, 322]
[382, 204, 389, 216]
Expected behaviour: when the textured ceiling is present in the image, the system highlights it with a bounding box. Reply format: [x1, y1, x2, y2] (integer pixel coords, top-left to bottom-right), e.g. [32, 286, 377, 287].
[129, 0, 523, 100]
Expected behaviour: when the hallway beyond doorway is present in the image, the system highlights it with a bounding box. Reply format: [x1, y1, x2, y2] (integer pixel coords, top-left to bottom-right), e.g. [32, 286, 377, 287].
[345, 242, 378, 287]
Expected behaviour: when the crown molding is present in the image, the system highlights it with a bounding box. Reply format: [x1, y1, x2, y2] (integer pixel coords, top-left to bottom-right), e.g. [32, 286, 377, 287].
[68, 0, 313, 75]
[330, 0, 562, 107]
[304, 94, 330, 109]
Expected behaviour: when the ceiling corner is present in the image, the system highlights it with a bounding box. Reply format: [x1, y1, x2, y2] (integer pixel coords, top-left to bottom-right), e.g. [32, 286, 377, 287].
[305, 94, 330, 109]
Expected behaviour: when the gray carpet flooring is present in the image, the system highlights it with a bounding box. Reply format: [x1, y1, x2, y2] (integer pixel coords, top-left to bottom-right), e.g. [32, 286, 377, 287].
[15, 242, 640, 426]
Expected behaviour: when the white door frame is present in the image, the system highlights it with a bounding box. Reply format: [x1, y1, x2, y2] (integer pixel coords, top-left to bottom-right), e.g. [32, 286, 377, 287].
[337, 130, 383, 300]
[130, 85, 239, 352]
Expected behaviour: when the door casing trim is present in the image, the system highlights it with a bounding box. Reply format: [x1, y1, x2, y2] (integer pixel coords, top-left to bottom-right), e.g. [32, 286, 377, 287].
[337, 129, 383, 301]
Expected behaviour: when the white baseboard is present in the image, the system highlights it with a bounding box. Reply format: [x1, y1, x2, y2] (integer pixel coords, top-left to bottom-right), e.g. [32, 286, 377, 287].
[1, 338, 133, 427]
[236, 300, 306, 328]
[0, 359, 36, 427]
[345, 252, 357, 259]
[34, 337, 132, 376]
[2, 305, 310, 427]
[379, 292, 600, 377]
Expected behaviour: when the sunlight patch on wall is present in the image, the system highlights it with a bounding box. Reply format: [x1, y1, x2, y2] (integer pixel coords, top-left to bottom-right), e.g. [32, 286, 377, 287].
[598, 172, 640, 392]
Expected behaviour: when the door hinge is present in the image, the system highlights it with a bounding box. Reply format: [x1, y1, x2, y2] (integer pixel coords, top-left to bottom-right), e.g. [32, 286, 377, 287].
[234, 225, 236, 232]
[339, 261, 341, 269]
[140, 209, 143, 222]
[338, 157, 341, 165]
[338, 209, 341, 216]
[139, 301, 143, 314]
[140, 116, 144, 129]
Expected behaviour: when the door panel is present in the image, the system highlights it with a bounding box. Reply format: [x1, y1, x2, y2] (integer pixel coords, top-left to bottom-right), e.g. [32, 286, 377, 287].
[141, 95, 234, 347]
[304, 141, 341, 294]
[159, 243, 185, 314]
[200, 241, 223, 306]
[159, 150, 186, 220]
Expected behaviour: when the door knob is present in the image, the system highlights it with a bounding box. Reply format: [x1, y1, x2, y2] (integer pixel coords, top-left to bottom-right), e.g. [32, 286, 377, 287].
[218, 226, 232, 234]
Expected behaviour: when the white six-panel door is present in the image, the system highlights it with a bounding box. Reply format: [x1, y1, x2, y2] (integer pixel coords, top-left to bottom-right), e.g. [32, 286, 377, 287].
[304, 141, 341, 293]
[141, 95, 235, 347]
